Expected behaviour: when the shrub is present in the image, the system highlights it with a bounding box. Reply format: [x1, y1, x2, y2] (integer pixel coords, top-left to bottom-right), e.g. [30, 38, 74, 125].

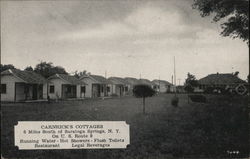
[171, 96, 179, 107]
[189, 94, 207, 103]
[204, 87, 214, 94]
[184, 84, 194, 93]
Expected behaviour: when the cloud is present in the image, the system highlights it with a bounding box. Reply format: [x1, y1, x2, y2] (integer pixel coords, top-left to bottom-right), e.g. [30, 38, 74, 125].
[58, 5, 201, 41]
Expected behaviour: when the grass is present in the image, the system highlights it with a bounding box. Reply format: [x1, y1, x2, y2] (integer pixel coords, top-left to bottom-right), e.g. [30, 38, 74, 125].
[1, 94, 249, 159]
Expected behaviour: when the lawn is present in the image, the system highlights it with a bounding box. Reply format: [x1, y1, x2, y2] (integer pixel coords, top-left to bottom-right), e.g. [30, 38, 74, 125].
[1, 94, 249, 159]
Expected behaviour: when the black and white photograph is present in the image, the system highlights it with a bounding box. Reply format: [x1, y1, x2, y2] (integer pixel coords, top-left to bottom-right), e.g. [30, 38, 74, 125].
[0, 0, 249, 158]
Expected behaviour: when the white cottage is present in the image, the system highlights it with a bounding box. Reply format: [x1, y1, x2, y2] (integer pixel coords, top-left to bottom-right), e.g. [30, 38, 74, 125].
[47, 74, 86, 99]
[124, 77, 140, 95]
[79, 74, 109, 98]
[107, 77, 129, 96]
[152, 79, 174, 93]
[1, 69, 47, 102]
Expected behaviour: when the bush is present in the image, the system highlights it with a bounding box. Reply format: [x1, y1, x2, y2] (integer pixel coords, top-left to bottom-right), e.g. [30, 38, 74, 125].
[184, 85, 194, 93]
[171, 96, 179, 107]
[204, 87, 214, 94]
[189, 94, 207, 103]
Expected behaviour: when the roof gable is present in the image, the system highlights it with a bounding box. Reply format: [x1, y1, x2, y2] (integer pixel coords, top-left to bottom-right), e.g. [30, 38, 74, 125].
[124, 77, 140, 85]
[49, 74, 86, 85]
[139, 79, 155, 85]
[108, 77, 129, 85]
[152, 79, 173, 86]
[80, 74, 110, 84]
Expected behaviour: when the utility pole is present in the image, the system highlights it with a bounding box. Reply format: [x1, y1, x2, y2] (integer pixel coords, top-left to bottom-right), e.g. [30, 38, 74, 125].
[174, 56, 177, 96]
[171, 75, 173, 85]
[158, 76, 160, 92]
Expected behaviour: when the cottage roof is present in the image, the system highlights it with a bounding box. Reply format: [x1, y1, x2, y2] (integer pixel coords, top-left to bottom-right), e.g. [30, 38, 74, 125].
[80, 74, 110, 84]
[198, 73, 246, 85]
[152, 79, 173, 86]
[48, 74, 86, 85]
[1, 69, 47, 84]
[124, 77, 140, 85]
[138, 78, 155, 86]
[108, 77, 129, 85]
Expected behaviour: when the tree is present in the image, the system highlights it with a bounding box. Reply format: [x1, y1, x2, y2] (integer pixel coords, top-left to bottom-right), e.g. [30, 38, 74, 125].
[24, 66, 34, 71]
[192, 0, 249, 44]
[184, 73, 198, 93]
[0, 64, 15, 72]
[73, 70, 90, 78]
[133, 84, 156, 114]
[34, 61, 68, 78]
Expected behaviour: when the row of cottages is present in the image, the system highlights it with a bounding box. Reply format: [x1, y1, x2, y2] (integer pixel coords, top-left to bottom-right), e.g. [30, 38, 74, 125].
[196, 73, 247, 92]
[1, 69, 175, 102]
[152, 80, 174, 93]
[1, 69, 47, 102]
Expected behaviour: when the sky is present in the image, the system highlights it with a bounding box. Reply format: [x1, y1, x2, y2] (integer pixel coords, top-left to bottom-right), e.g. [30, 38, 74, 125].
[1, 0, 249, 84]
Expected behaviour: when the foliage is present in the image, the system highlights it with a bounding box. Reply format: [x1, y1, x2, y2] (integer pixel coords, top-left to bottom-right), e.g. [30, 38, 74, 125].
[184, 84, 194, 93]
[24, 66, 34, 71]
[0, 64, 15, 72]
[133, 84, 156, 98]
[204, 86, 215, 94]
[192, 0, 249, 44]
[184, 73, 198, 93]
[133, 84, 156, 114]
[171, 96, 179, 106]
[189, 94, 207, 103]
[73, 70, 91, 78]
[34, 61, 68, 78]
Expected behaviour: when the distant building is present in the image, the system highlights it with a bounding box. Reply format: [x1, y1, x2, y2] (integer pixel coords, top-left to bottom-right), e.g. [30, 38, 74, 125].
[48, 74, 86, 99]
[1, 69, 47, 102]
[79, 74, 110, 98]
[198, 73, 247, 92]
[152, 79, 174, 93]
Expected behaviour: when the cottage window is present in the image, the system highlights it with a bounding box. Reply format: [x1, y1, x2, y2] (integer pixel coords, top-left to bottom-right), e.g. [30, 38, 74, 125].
[0, 84, 6, 94]
[101, 86, 104, 93]
[49, 85, 55, 93]
[81, 86, 86, 93]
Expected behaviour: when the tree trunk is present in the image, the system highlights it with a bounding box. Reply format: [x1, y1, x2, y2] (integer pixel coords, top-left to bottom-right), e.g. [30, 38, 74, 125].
[143, 97, 145, 114]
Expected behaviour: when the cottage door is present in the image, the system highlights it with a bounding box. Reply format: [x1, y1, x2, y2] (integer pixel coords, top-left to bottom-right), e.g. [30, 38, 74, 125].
[32, 84, 38, 100]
